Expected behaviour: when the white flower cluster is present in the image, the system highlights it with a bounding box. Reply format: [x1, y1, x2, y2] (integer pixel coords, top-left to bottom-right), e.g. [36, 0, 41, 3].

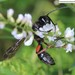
[64, 27, 75, 52]
[0, 8, 34, 46]
[0, 8, 75, 53]
[11, 28, 34, 46]
[10, 9, 34, 46]
[47, 25, 75, 53]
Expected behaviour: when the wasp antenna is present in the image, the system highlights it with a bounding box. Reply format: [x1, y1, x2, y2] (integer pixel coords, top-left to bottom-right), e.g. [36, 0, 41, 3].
[47, 6, 69, 16]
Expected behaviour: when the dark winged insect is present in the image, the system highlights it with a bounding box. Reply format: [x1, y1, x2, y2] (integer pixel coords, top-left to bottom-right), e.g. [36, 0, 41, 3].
[2, 6, 68, 65]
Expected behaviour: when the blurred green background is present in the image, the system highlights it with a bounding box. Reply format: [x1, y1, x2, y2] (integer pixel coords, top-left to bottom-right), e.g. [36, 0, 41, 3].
[0, 0, 75, 75]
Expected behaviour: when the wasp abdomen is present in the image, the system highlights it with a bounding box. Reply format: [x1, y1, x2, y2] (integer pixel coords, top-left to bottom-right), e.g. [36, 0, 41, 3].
[38, 52, 55, 65]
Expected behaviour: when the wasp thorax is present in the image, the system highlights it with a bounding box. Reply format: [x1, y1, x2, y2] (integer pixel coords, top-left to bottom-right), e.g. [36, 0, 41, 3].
[32, 16, 52, 31]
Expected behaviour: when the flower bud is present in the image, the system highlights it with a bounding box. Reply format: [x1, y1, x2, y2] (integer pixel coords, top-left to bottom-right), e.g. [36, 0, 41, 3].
[7, 8, 14, 18]
[65, 43, 72, 53]
[16, 14, 24, 24]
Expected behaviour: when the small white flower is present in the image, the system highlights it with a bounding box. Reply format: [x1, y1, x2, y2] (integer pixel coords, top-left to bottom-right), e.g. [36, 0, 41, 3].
[55, 40, 65, 47]
[65, 43, 72, 53]
[22, 30, 27, 38]
[7, 8, 14, 18]
[39, 22, 55, 32]
[24, 32, 34, 46]
[14, 31, 26, 39]
[24, 14, 32, 20]
[0, 22, 5, 29]
[11, 28, 17, 35]
[11, 28, 26, 39]
[65, 27, 74, 42]
[11, 28, 34, 46]
[65, 27, 74, 38]
[7, 9, 15, 23]
[35, 31, 44, 38]
[14, 33, 24, 39]
[47, 36, 56, 42]
[16, 14, 24, 24]
[22, 14, 32, 27]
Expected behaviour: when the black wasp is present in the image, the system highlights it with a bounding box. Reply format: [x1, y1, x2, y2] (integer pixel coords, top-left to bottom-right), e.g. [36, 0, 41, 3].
[2, 7, 68, 65]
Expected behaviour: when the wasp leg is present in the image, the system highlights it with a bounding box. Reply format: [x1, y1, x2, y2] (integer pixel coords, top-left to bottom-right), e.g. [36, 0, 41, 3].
[36, 44, 55, 65]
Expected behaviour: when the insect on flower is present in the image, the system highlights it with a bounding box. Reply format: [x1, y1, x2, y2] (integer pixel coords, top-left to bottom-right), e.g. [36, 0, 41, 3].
[2, 6, 69, 65]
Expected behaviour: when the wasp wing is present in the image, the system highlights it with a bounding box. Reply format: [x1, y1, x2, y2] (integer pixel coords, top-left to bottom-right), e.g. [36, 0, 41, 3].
[3, 38, 24, 60]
